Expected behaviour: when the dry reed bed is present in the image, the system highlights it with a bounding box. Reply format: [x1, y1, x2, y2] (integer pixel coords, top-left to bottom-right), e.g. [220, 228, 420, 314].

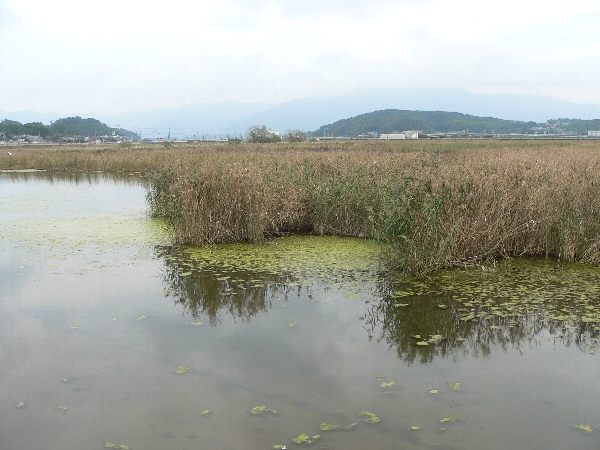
[3, 141, 600, 274]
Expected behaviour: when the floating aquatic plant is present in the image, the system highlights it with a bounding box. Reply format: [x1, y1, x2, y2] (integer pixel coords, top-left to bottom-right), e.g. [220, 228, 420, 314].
[292, 433, 319, 444]
[379, 381, 396, 388]
[410, 426, 420, 430]
[427, 335, 443, 343]
[57, 406, 67, 410]
[191, 322, 203, 325]
[174, 365, 191, 374]
[201, 410, 211, 415]
[15, 402, 25, 409]
[572, 424, 593, 433]
[447, 382, 461, 390]
[359, 411, 380, 424]
[251, 405, 277, 414]
[440, 416, 461, 423]
[429, 389, 439, 394]
[320, 422, 357, 431]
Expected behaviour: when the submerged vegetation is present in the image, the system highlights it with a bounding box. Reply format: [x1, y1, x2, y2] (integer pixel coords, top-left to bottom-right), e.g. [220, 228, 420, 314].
[4, 140, 600, 274]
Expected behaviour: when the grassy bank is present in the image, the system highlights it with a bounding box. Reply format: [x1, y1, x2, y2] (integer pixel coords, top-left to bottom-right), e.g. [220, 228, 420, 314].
[3, 140, 600, 274]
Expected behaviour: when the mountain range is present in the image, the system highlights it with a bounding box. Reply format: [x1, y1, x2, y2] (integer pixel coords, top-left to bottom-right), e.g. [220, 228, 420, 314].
[2, 88, 600, 139]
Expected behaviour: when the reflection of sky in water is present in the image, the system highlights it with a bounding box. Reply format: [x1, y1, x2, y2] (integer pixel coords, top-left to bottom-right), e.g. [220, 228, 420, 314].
[1, 173, 600, 450]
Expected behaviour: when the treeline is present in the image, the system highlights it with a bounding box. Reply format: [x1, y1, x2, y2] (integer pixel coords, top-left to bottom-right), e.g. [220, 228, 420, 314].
[313, 109, 600, 137]
[556, 118, 600, 134]
[0, 116, 136, 140]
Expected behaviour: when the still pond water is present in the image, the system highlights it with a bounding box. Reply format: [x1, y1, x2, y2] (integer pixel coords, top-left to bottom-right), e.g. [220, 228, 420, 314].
[1, 172, 599, 450]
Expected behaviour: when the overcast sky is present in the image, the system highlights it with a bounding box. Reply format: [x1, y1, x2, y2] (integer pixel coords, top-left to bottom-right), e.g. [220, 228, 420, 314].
[1, 0, 600, 115]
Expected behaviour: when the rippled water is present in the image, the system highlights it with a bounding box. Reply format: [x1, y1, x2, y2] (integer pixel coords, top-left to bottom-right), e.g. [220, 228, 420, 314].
[1, 171, 599, 450]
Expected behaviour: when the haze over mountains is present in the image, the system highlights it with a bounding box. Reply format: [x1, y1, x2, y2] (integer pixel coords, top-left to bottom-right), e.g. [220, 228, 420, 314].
[3, 88, 600, 139]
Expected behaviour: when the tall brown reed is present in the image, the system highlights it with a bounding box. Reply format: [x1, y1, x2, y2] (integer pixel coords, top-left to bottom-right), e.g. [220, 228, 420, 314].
[4, 141, 600, 274]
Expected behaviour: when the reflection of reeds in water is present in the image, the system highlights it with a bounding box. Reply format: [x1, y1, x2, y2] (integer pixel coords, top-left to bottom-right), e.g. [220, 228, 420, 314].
[365, 259, 600, 364]
[156, 234, 385, 324]
[156, 245, 299, 326]
[157, 244, 600, 363]
[5, 141, 600, 274]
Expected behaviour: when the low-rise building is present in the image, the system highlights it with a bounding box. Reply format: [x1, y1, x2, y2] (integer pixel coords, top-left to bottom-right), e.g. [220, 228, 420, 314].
[588, 131, 600, 137]
[13, 134, 45, 144]
[380, 133, 406, 140]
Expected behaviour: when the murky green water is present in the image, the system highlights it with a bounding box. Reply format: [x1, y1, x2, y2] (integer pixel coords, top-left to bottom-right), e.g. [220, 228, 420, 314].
[1, 172, 599, 450]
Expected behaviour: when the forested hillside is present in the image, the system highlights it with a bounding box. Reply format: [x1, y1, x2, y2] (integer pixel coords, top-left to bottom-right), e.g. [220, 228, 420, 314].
[313, 110, 599, 137]
[0, 116, 137, 140]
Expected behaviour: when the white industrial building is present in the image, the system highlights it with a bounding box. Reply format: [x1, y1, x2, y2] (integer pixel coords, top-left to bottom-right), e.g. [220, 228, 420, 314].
[380, 130, 420, 140]
[588, 131, 600, 137]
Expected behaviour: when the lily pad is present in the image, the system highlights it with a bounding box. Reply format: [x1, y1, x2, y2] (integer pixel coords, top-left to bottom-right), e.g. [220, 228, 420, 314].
[429, 389, 439, 394]
[201, 410, 211, 415]
[447, 382, 461, 390]
[15, 402, 26, 409]
[410, 426, 421, 430]
[380, 381, 396, 388]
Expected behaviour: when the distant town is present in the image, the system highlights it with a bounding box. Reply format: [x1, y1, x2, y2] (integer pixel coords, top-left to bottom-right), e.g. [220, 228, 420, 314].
[2, 112, 600, 146]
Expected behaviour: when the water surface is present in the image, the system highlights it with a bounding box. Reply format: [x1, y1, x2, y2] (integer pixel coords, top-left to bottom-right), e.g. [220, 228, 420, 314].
[1, 172, 599, 450]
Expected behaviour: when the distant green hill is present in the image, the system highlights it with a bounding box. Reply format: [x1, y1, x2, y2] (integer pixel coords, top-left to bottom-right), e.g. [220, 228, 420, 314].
[0, 116, 137, 141]
[312, 110, 600, 137]
[49, 117, 138, 140]
[313, 110, 536, 137]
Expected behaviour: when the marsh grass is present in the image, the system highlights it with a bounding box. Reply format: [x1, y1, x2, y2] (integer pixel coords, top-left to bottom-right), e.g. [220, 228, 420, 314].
[3, 141, 600, 274]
